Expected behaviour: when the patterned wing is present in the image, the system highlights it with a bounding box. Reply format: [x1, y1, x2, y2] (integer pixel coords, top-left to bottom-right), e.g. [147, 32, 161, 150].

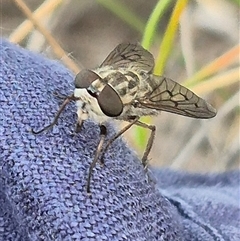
[100, 43, 154, 73]
[137, 75, 217, 119]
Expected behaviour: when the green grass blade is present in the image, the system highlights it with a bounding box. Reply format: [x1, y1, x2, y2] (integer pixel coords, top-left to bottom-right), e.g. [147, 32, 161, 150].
[154, 0, 189, 75]
[141, 0, 173, 50]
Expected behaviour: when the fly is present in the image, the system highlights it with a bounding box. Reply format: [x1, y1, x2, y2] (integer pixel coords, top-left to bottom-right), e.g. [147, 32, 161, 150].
[32, 43, 217, 194]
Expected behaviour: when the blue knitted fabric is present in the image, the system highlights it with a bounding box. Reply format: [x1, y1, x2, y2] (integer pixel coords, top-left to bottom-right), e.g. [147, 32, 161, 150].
[0, 39, 239, 241]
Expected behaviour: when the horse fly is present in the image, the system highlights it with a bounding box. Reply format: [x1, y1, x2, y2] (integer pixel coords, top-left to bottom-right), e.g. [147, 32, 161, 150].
[32, 43, 217, 194]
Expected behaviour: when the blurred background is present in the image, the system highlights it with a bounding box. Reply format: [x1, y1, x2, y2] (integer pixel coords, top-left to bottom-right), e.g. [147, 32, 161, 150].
[1, 0, 239, 172]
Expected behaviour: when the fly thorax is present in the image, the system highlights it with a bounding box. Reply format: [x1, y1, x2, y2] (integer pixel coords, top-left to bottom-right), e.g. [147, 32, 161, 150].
[100, 69, 140, 104]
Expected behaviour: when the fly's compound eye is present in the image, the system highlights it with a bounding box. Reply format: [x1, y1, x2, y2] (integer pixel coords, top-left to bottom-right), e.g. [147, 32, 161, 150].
[75, 69, 100, 88]
[97, 84, 123, 117]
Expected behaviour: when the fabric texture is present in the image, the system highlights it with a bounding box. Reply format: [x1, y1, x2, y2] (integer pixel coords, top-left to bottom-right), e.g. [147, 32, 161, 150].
[0, 39, 239, 241]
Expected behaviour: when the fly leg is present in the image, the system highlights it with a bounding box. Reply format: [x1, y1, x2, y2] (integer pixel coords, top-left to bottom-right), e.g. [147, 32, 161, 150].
[89, 118, 155, 193]
[131, 121, 156, 168]
[99, 117, 140, 165]
[87, 124, 107, 194]
[102, 118, 155, 168]
[31, 95, 74, 134]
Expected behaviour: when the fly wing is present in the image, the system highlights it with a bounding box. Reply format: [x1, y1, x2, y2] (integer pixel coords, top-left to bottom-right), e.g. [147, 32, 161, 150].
[100, 43, 154, 73]
[137, 75, 217, 119]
